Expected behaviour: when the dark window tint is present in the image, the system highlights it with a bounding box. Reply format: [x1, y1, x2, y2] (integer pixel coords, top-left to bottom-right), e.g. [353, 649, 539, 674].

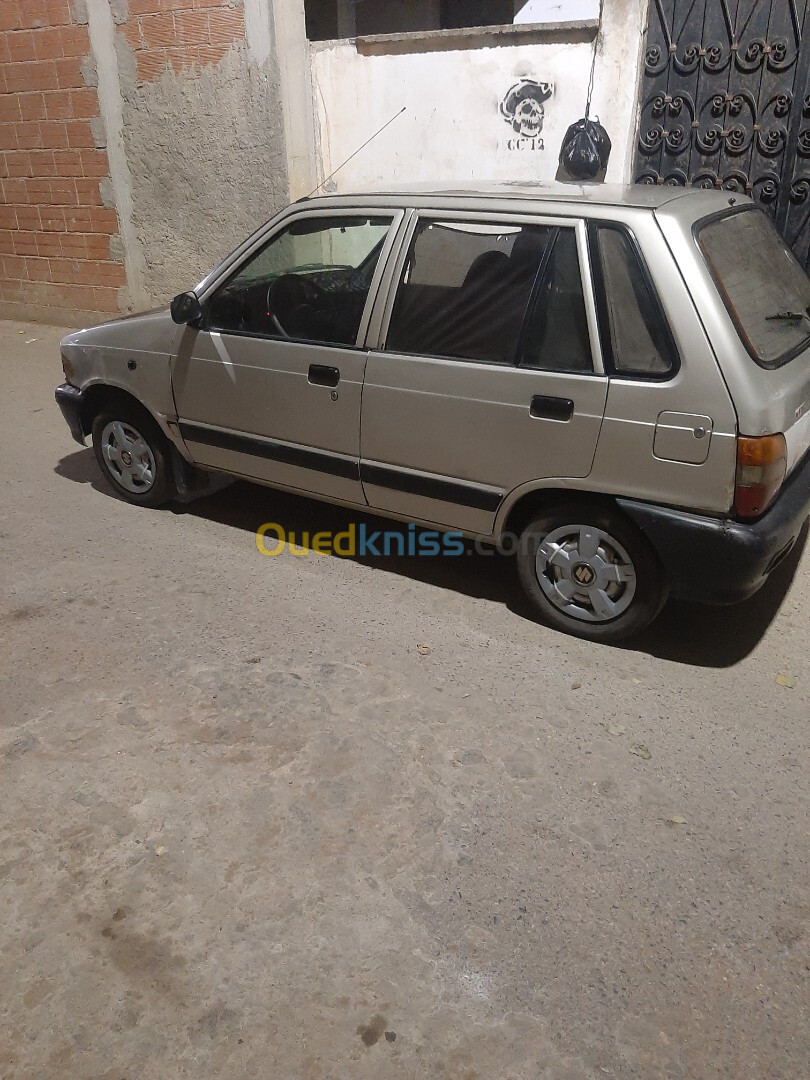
[386, 220, 555, 364]
[206, 215, 392, 346]
[519, 229, 592, 372]
[305, 0, 517, 41]
[439, 0, 517, 30]
[305, 0, 338, 40]
[595, 226, 676, 377]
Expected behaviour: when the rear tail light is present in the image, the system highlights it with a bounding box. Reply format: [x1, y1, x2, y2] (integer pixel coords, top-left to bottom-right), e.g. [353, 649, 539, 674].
[734, 433, 787, 519]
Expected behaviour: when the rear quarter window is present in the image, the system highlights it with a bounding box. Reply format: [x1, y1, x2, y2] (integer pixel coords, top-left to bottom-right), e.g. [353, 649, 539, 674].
[697, 208, 810, 368]
[592, 224, 677, 378]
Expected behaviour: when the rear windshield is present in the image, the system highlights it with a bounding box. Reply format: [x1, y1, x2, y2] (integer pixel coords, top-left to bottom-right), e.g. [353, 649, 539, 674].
[697, 208, 810, 368]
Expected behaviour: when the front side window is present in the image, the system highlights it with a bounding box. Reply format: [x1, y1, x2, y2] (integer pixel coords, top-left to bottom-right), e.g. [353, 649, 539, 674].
[594, 225, 677, 378]
[698, 208, 810, 367]
[386, 219, 556, 365]
[206, 215, 393, 346]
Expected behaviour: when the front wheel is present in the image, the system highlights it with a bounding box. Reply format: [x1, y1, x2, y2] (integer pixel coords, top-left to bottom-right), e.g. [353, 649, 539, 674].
[516, 502, 666, 643]
[92, 404, 175, 508]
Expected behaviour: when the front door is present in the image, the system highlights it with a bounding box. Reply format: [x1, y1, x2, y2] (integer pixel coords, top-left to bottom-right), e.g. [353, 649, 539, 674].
[360, 214, 609, 535]
[172, 211, 401, 503]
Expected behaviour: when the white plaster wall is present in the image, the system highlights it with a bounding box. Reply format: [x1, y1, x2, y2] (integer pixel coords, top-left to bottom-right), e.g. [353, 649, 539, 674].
[312, 39, 594, 190]
[588, 0, 648, 185]
[311, 3, 645, 192]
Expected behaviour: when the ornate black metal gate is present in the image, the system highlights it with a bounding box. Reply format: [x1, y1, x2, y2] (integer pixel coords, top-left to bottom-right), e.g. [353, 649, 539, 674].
[634, 0, 810, 269]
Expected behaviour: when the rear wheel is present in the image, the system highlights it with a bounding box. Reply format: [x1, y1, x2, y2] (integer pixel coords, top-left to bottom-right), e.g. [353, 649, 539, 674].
[92, 403, 174, 508]
[516, 501, 666, 643]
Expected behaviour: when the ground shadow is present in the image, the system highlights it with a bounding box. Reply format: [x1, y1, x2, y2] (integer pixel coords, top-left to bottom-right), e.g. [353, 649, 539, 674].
[55, 445, 105, 490]
[56, 448, 808, 669]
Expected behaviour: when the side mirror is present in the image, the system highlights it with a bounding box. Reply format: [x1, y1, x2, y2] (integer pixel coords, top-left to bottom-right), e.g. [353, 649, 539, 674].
[170, 291, 202, 325]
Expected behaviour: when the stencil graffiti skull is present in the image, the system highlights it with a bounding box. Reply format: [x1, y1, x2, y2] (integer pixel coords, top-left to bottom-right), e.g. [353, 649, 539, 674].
[513, 96, 544, 137]
[500, 79, 553, 138]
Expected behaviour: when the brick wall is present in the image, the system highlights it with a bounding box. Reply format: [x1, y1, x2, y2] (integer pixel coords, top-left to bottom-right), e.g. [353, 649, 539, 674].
[0, 0, 248, 325]
[123, 1, 245, 85]
[112, 0, 285, 308]
[0, 0, 123, 321]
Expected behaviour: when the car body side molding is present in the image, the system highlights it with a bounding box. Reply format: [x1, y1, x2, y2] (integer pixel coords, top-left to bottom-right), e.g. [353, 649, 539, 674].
[360, 462, 504, 512]
[178, 422, 360, 481]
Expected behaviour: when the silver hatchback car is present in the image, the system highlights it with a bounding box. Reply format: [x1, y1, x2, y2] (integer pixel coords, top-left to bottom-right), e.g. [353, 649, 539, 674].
[56, 184, 810, 643]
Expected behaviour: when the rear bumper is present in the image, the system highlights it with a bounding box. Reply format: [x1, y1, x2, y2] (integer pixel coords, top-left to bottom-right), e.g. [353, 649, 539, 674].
[618, 451, 810, 605]
[55, 382, 86, 445]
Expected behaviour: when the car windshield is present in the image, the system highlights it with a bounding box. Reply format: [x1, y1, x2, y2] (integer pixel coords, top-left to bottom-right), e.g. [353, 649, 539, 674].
[697, 208, 810, 368]
[236, 218, 390, 284]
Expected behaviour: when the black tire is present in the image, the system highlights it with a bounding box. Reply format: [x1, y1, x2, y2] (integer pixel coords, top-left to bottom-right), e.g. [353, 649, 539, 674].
[92, 401, 175, 508]
[516, 500, 666, 643]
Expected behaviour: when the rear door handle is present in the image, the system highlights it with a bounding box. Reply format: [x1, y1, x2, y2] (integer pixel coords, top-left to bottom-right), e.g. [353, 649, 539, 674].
[308, 364, 340, 387]
[530, 395, 574, 422]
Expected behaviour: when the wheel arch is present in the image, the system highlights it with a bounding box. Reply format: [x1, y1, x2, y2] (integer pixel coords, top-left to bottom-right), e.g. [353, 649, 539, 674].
[499, 485, 622, 540]
[77, 382, 183, 453]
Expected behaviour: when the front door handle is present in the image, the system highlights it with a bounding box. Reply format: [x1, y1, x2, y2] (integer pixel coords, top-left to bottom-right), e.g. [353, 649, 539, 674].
[308, 364, 340, 388]
[530, 395, 574, 422]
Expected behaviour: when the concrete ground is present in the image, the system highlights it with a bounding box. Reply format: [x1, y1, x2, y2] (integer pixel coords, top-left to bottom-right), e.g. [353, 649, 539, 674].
[1, 321, 808, 1080]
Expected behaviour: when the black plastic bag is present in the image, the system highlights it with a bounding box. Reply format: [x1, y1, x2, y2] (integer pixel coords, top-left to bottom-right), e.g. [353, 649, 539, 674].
[559, 117, 612, 180]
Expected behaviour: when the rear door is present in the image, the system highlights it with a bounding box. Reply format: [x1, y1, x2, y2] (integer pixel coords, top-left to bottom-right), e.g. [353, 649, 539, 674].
[359, 212, 608, 535]
[172, 210, 403, 503]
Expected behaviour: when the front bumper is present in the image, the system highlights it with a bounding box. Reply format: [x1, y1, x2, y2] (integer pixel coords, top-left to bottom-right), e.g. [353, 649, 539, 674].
[618, 450, 810, 605]
[55, 382, 87, 445]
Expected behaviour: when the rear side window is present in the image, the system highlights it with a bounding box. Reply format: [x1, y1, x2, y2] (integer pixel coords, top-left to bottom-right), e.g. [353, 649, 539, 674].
[593, 225, 677, 378]
[519, 229, 593, 373]
[386, 220, 555, 365]
[697, 208, 810, 368]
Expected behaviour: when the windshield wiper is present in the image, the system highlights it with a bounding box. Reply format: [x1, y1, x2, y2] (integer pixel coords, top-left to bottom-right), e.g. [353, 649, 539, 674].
[765, 310, 809, 322]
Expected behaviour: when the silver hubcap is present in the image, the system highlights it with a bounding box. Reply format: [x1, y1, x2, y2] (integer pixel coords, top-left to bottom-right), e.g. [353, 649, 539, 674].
[100, 420, 156, 494]
[536, 524, 637, 624]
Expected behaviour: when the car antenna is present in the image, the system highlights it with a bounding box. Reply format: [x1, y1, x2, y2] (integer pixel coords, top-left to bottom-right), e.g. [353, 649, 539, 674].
[302, 107, 406, 200]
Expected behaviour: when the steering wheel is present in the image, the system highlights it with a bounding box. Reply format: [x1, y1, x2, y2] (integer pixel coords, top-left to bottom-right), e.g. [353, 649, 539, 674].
[266, 274, 327, 338]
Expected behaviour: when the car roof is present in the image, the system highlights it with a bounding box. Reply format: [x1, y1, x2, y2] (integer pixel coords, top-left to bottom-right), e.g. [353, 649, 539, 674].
[303, 182, 743, 213]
